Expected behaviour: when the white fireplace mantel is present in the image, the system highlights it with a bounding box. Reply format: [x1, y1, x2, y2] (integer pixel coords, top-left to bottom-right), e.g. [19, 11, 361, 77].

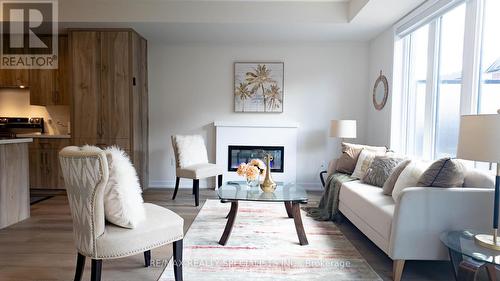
[213, 121, 299, 128]
[215, 121, 298, 184]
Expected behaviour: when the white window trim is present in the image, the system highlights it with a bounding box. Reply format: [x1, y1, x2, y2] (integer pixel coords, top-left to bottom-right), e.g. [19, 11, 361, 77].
[392, 0, 490, 159]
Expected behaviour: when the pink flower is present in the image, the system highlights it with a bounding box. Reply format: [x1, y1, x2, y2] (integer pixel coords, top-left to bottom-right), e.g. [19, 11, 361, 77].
[236, 163, 248, 176]
[246, 165, 259, 180]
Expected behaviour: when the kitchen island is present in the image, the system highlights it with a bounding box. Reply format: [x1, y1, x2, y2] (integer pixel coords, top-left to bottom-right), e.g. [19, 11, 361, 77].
[0, 138, 32, 229]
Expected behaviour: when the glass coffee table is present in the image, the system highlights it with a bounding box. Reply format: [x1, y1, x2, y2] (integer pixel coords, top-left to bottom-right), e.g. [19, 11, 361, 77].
[441, 230, 499, 281]
[217, 181, 309, 246]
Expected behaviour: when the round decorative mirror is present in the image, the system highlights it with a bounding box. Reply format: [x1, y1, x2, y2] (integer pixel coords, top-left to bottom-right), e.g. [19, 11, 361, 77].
[373, 71, 388, 111]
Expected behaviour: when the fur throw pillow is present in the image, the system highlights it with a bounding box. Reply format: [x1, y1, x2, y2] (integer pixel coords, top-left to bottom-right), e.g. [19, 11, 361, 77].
[104, 146, 146, 228]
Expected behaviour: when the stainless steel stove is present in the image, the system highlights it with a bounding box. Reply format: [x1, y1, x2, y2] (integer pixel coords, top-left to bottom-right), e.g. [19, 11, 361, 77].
[0, 117, 44, 138]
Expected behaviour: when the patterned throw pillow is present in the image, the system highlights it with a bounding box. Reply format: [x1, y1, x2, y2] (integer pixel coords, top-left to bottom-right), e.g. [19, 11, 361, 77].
[336, 143, 387, 174]
[362, 156, 405, 187]
[417, 158, 466, 188]
[382, 160, 412, 195]
[351, 149, 386, 179]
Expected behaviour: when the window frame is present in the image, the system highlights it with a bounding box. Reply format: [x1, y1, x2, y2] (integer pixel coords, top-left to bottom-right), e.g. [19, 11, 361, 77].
[392, 0, 490, 161]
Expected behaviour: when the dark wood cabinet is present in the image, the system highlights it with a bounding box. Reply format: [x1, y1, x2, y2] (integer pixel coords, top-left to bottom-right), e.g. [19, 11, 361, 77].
[70, 29, 149, 189]
[29, 36, 70, 105]
[29, 138, 71, 190]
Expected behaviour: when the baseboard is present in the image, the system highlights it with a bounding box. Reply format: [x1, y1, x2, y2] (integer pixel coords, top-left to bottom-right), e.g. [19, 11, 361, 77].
[149, 180, 323, 190]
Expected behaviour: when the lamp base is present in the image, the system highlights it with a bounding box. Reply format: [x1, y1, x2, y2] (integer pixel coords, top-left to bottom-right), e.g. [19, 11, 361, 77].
[474, 234, 500, 251]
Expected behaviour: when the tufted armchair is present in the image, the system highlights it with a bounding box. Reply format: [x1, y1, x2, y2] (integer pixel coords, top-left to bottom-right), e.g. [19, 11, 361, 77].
[171, 135, 223, 206]
[59, 146, 184, 281]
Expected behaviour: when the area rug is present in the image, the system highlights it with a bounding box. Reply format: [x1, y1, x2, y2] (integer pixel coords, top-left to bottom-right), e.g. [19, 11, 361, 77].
[159, 199, 382, 281]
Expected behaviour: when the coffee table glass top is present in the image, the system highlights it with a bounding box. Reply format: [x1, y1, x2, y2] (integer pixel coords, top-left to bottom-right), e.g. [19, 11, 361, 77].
[218, 181, 308, 203]
[441, 230, 500, 266]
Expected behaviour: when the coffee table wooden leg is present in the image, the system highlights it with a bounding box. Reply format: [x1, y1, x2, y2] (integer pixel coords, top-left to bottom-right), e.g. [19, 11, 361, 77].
[486, 264, 497, 281]
[292, 202, 308, 246]
[284, 201, 293, 218]
[219, 202, 238, 246]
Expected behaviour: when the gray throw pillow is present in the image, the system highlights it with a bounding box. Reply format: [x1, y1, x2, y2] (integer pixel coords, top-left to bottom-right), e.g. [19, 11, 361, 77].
[417, 158, 465, 188]
[382, 160, 411, 195]
[362, 156, 405, 187]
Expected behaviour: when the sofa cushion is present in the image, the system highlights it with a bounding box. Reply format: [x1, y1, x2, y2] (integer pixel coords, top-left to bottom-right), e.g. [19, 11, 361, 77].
[336, 143, 386, 174]
[352, 150, 386, 179]
[392, 161, 431, 202]
[464, 168, 495, 188]
[383, 160, 412, 195]
[339, 181, 395, 241]
[417, 158, 466, 188]
[362, 156, 405, 187]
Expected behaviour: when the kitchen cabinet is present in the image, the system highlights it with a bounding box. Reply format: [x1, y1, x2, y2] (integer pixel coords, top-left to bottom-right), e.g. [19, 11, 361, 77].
[0, 69, 29, 88]
[70, 29, 149, 189]
[29, 36, 69, 105]
[29, 138, 71, 190]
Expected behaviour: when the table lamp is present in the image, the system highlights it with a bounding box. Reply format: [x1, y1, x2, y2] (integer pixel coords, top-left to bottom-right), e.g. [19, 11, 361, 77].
[457, 112, 500, 250]
[330, 120, 357, 139]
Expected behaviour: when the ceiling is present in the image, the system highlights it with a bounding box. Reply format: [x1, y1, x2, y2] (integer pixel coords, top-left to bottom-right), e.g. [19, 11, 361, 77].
[57, 0, 426, 43]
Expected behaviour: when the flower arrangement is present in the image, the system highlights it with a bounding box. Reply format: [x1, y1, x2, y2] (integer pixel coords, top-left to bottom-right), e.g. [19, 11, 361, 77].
[236, 159, 266, 185]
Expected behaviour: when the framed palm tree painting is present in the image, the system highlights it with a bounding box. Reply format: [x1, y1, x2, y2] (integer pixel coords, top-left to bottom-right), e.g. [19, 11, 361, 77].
[234, 62, 284, 113]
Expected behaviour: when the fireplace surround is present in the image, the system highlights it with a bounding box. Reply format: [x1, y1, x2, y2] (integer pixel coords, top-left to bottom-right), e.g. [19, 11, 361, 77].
[215, 121, 298, 184]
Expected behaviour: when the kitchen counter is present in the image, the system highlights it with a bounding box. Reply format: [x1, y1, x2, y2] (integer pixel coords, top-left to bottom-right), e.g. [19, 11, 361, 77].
[0, 138, 33, 145]
[0, 139, 30, 229]
[16, 133, 71, 139]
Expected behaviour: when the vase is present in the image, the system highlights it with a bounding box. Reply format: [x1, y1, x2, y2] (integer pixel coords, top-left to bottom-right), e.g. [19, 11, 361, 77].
[246, 175, 260, 188]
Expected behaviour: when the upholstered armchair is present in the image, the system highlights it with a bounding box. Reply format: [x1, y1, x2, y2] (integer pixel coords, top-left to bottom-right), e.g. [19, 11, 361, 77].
[59, 146, 184, 281]
[171, 135, 223, 206]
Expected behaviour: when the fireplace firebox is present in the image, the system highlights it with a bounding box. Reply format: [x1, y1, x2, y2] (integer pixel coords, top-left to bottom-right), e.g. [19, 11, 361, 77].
[228, 145, 284, 173]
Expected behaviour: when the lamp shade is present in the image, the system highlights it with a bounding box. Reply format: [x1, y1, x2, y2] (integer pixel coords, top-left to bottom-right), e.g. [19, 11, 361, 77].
[457, 114, 500, 163]
[330, 120, 357, 138]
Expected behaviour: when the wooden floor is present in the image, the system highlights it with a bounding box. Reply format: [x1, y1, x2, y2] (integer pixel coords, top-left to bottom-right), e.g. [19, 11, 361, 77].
[0, 188, 457, 281]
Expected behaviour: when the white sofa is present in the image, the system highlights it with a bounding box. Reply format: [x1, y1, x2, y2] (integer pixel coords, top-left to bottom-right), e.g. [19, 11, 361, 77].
[327, 159, 495, 281]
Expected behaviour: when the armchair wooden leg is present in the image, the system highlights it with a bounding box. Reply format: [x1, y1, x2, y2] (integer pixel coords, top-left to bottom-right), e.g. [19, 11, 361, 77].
[91, 259, 102, 281]
[144, 250, 151, 267]
[173, 239, 183, 281]
[393, 260, 405, 281]
[172, 177, 180, 200]
[218, 174, 223, 188]
[73, 253, 86, 281]
[193, 179, 200, 206]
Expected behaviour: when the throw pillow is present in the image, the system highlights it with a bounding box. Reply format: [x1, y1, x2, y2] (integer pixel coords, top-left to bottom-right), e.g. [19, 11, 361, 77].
[104, 146, 146, 228]
[463, 168, 495, 188]
[417, 158, 466, 188]
[392, 161, 431, 201]
[351, 149, 386, 179]
[174, 135, 209, 168]
[336, 143, 387, 174]
[362, 156, 405, 187]
[382, 159, 411, 195]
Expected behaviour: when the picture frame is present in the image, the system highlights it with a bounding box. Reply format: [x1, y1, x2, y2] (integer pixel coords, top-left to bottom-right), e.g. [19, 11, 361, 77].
[234, 62, 284, 113]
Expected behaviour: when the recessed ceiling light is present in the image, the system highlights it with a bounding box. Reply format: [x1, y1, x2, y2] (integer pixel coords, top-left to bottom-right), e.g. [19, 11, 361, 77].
[19, 85, 25, 89]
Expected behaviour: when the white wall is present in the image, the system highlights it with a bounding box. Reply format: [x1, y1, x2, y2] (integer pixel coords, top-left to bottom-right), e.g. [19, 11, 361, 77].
[365, 28, 395, 147]
[148, 42, 369, 188]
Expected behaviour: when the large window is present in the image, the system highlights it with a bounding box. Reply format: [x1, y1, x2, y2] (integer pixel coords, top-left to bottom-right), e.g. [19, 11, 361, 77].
[434, 4, 466, 158]
[394, 0, 500, 165]
[477, 0, 500, 114]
